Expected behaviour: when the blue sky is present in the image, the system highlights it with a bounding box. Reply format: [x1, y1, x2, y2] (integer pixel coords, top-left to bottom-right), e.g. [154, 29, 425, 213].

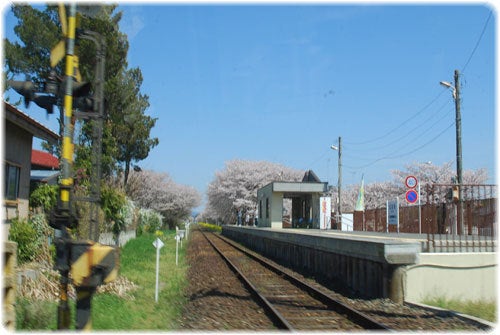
[3, 3, 497, 207]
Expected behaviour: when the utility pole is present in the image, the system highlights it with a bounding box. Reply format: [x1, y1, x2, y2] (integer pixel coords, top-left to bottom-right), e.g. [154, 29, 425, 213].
[331, 137, 342, 229]
[440, 69, 463, 235]
[337, 136, 342, 229]
[454, 70, 464, 234]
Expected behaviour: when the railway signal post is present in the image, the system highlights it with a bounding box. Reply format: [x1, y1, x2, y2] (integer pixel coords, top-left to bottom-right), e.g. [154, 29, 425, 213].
[9, 3, 118, 330]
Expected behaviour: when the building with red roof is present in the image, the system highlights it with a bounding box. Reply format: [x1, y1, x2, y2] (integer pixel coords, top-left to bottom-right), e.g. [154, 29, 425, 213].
[4, 101, 60, 225]
[31, 149, 59, 170]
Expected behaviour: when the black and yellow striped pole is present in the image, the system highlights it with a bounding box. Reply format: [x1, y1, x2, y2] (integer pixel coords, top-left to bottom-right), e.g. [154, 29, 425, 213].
[49, 3, 119, 330]
[52, 3, 78, 330]
[59, 4, 77, 212]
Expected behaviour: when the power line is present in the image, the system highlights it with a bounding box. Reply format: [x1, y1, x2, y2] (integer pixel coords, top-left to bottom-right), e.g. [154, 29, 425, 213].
[345, 121, 455, 170]
[345, 90, 446, 146]
[322, 9, 492, 180]
[345, 10, 491, 150]
[345, 98, 452, 154]
[461, 10, 492, 73]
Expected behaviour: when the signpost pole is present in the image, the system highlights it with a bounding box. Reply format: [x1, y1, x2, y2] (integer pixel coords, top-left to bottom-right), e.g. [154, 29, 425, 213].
[152, 238, 164, 303]
[396, 197, 400, 234]
[386, 200, 389, 233]
[418, 183, 422, 234]
[176, 236, 179, 266]
[155, 244, 160, 303]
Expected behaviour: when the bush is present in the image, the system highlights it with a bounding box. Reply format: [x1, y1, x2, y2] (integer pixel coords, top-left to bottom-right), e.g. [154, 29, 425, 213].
[120, 199, 136, 231]
[137, 208, 163, 235]
[16, 298, 56, 330]
[29, 184, 57, 213]
[8, 218, 40, 263]
[30, 214, 53, 262]
[30, 213, 51, 238]
[199, 222, 222, 233]
[101, 185, 127, 239]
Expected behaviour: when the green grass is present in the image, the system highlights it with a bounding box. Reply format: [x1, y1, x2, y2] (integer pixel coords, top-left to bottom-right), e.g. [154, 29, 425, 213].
[16, 230, 189, 330]
[93, 230, 188, 330]
[422, 296, 497, 323]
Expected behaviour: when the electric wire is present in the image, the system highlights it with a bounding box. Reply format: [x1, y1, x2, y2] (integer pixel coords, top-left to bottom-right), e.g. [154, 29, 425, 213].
[346, 121, 455, 170]
[345, 104, 454, 159]
[344, 89, 446, 146]
[306, 9, 491, 180]
[461, 10, 492, 74]
[344, 98, 452, 154]
[342, 10, 492, 175]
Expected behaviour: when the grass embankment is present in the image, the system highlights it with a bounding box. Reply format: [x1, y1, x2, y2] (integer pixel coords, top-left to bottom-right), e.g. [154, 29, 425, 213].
[93, 230, 188, 329]
[16, 230, 188, 330]
[422, 297, 497, 323]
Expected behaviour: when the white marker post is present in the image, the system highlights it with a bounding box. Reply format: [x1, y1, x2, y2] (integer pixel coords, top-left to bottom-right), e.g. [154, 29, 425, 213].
[175, 234, 180, 266]
[179, 230, 185, 248]
[152, 237, 164, 303]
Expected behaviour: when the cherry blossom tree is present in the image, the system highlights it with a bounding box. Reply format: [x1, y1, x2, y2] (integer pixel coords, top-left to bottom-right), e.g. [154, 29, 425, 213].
[339, 161, 490, 211]
[126, 170, 201, 229]
[204, 159, 304, 224]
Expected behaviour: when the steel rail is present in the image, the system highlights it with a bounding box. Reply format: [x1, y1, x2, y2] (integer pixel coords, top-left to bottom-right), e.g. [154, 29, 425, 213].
[200, 231, 293, 330]
[213, 232, 393, 330]
[203, 230, 393, 331]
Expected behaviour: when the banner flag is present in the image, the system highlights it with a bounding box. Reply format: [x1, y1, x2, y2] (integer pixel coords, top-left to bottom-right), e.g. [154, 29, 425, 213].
[355, 175, 365, 211]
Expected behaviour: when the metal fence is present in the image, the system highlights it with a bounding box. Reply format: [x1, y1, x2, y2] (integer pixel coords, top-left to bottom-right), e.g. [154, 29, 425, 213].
[353, 184, 497, 252]
[425, 184, 496, 237]
[422, 232, 496, 253]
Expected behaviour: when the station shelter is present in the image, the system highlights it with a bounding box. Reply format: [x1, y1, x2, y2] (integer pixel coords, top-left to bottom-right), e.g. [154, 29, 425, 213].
[256, 170, 328, 229]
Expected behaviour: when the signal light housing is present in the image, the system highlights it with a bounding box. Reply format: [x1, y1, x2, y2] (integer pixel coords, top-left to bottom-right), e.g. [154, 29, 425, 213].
[7, 80, 36, 108]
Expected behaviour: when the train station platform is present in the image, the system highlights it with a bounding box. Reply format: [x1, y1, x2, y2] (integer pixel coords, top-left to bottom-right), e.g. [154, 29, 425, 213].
[222, 226, 496, 304]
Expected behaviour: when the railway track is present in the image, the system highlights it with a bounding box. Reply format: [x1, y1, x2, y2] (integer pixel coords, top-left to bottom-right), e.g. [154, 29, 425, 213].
[201, 230, 392, 331]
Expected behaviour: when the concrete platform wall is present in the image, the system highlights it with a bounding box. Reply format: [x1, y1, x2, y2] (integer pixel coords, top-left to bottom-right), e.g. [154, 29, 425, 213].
[222, 226, 497, 305]
[404, 253, 497, 303]
[222, 226, 418, 301]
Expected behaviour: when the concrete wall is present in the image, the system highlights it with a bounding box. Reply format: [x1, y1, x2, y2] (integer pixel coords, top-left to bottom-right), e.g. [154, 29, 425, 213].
[311, 194, 320, 228]
[222, 226, 420, 301]
[222, 227, 497, 304]
[257, 184, 284, 228]
[404, 253, 497, 303]
[257, 183, 272, 228]
[98, 230, 136, 247]
[270, 192, 283, 228]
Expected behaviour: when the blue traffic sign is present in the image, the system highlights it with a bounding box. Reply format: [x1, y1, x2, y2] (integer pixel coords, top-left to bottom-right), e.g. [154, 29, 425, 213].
[405, 189, 418, 204]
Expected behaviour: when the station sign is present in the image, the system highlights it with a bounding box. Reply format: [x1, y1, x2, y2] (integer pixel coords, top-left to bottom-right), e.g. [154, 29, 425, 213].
[387, 199, 399, 225]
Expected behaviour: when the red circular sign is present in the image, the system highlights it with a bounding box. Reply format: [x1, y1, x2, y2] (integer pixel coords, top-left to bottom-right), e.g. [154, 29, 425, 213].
[405, 175, 418, 189]
[405, 189, 418, 203]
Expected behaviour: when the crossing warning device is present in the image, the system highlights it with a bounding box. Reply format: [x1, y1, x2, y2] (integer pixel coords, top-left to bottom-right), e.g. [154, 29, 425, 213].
[70, 241, 118, 287]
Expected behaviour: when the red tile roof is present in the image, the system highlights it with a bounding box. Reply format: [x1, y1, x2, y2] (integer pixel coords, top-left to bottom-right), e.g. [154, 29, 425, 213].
[31, 149, 59, 170]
